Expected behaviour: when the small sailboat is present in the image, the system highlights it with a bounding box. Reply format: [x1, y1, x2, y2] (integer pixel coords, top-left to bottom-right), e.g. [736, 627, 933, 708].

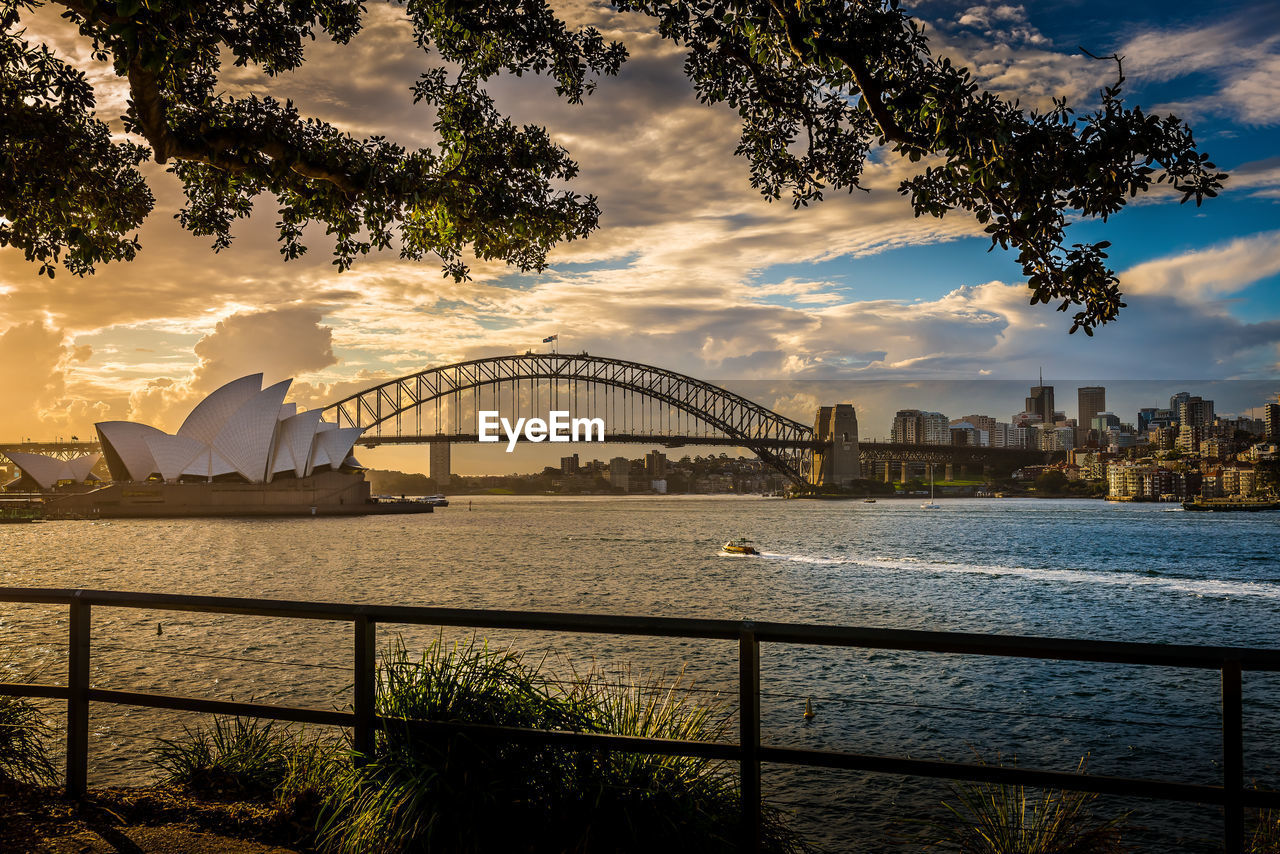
[722, 538, 760, 555]
[921, 464, 940, 510]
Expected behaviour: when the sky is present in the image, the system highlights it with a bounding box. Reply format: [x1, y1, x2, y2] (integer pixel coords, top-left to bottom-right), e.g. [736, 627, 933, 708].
[1, 0, 1278, 474]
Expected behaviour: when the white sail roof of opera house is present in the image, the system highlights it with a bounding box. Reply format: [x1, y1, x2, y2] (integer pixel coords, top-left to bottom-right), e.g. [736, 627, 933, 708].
[95, 375, 364, 484]
[4, 451, 102, 490]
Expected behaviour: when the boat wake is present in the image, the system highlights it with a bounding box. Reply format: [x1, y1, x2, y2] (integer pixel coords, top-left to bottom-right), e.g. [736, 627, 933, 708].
[755, 552, 1280, 600]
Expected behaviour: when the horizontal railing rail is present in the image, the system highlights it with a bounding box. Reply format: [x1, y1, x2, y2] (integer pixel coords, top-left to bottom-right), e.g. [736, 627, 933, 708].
[2, 587, 1278, 852]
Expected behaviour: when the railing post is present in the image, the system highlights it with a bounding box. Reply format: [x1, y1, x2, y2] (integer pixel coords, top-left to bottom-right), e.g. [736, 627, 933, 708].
[67, 597, 90, 798]
[353, 616, 377, 765]
[740, 624, 761, 853]
[1222, 659, 1243, 854]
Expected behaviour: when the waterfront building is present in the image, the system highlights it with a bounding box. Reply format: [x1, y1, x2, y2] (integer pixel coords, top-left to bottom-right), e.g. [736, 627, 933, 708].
[94, 374, 363, 484]
[429, 441, 451, 486]
[1266, 402, 1280, 442]
[31, 375, 388, 518]
[890, 409, 948, 445]
[4, 452, 103, 491]
[1069, 450, 1108, 480]
[1107, 460, 1199, 500]
[645, 450, 668, 478]
[609, 456, 630, 492]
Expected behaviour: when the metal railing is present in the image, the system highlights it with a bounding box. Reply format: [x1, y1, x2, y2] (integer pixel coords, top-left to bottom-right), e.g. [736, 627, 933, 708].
[2, 587, 1278, 852]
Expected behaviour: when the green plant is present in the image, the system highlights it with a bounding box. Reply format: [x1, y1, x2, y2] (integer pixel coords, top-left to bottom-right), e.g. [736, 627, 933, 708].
[912, 758, 1128, 854]
[153, 715, 298, 799]
[0, 695, 57, 785]
[563, 668, 808, 853]
[316, 638, 808, 854]
[317, 637, 586, 854]
[1251, 807, 1280, 854]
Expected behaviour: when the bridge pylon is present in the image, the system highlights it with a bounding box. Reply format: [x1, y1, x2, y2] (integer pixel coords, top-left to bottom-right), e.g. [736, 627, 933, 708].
[810, 405, 861, 488]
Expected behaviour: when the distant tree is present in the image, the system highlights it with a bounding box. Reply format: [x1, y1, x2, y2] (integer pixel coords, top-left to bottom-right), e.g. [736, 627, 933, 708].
[1257, 459, 1280, 494]
[1, 0, 1224, 331]
[1035, 470, 1068, 494]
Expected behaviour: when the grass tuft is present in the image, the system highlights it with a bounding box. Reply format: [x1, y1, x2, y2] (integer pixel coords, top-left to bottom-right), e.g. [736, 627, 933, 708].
[0, 694, 56, 786]
[910, 757, 1128, 854]
[317, 637, 808, 854]
[563, 666, 805, 853]
[153, 716, 336, 804]
[1251, 806, 1280, 854]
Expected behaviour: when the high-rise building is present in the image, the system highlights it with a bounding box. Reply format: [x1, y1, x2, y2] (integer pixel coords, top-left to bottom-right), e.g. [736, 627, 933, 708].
[1176, 396, 1215, 452]
[609, 457, 630, 492]
[1091, 412, 1121, 433]
[560, 454, 580, 475]
[1137, 407, 1159, 433]
[1265, 401, 1280, 442]
[1026, 381, 1055, 426]
[429, 441, 451, 486]
[644, 450, 667, 478]
[953, 414, 999, 434]
[1169, 392, 1192, 423]
[1077, 386, 1105, 446]
[890, 409, 948, 444]
[1038, 424, 1074, 451]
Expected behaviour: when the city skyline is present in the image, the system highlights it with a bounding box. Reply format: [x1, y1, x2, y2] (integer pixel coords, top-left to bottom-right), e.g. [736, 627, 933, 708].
[7, 373, 1274, 477]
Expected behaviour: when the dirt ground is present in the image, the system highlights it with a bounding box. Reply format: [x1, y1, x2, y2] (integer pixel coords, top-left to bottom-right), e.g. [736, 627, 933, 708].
[0, 780, 310, 853]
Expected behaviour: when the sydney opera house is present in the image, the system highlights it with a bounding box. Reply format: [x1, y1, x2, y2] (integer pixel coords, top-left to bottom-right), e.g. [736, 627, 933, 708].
[10, 374, 420, 518]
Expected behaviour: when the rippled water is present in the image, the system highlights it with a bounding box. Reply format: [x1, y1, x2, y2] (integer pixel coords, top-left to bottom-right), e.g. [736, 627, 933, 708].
[2, 496, 1278, 851]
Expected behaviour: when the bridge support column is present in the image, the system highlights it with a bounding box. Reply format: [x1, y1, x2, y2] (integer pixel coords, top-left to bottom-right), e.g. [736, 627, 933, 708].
[983, 463, 993, 482]
[429, 441, 451, 487]
[944, 463, 954, 483]
[810, 405, 860, 488]
[900, 462, 909, 484]
[883, 462, 891, 483]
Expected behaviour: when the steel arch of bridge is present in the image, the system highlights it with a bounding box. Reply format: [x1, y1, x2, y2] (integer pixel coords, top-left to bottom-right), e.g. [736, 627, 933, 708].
[320, 353, 816, 483]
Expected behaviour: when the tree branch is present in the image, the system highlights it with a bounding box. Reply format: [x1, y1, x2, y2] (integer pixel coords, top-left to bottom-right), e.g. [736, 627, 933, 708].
[762, 0, 925, 148]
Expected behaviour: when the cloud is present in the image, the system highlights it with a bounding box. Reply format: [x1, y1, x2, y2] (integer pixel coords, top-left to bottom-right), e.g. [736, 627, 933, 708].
[126, 305, 338, 430]
[1231, 156, 1280, 200]
[1121, 230, 1280, 300]
[954, 4, 1050, 47]
[1117, 13, 1280, 125]
[0, 322, 107, 439]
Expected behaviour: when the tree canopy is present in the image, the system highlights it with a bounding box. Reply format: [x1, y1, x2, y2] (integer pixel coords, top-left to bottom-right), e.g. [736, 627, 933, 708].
[0, 0, 1226, 332]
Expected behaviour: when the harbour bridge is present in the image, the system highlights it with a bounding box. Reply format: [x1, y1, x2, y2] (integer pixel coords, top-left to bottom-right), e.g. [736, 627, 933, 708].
[318, 352, 1053, 486]
[0, 353, 1053, 487]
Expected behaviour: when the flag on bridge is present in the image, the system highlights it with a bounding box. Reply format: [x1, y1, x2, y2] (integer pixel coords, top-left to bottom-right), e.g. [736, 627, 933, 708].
[542, 335, 558, 343]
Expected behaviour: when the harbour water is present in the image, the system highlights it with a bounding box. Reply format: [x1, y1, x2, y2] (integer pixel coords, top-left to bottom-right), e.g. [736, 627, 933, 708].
[2, 496, 1278, 850]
